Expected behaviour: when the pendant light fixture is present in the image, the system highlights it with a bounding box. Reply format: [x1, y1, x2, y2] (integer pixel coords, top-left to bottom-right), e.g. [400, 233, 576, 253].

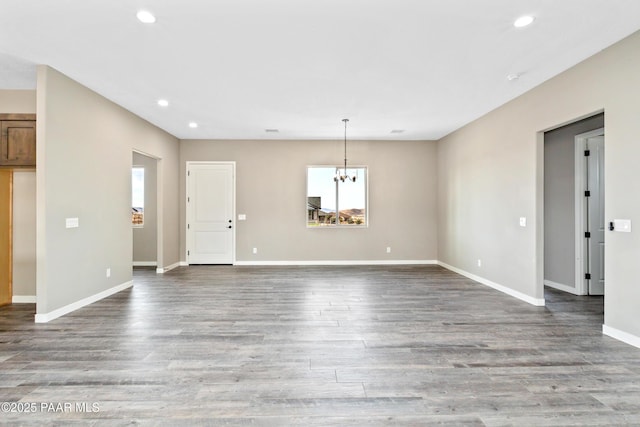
[334, 118, 356, 182]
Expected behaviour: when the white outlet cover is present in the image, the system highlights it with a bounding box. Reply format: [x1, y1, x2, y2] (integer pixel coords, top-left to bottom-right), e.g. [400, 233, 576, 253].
[238, 214, 247, 220]
[66, 217, 79, 228]
[519, 217, 527, 227]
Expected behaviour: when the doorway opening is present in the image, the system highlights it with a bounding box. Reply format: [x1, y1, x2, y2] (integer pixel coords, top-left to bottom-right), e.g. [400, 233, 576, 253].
[542, 112, 605, 319]
[132, 151, 160, 271]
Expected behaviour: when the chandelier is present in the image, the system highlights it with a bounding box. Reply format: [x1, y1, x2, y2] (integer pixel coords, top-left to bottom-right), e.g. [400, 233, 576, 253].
[334, 118, 356, 182]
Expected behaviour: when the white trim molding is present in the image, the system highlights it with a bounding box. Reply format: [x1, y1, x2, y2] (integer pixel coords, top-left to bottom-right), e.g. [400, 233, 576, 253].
[34, 281, 133, 323]
[233, 260, 438, 266]
[156, 262, 180, 274]
[544, 279, 580, 295]
[438, 261, 545, 306]
[13, 295, 36, 303]
[603, 325, 640, 349]
[133, 261, 157, 267]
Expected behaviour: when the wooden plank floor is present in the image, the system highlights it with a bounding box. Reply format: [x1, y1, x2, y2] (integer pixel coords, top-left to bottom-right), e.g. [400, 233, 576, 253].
[1, 265, 639, 425]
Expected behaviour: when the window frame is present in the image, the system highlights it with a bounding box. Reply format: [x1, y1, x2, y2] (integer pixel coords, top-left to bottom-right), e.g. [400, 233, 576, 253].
[306, 165, 368, 228]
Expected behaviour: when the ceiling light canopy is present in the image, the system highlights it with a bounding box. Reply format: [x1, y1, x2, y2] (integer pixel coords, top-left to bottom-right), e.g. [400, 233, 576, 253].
[514, 15, 535, 28]
[136, 10, 156, 24]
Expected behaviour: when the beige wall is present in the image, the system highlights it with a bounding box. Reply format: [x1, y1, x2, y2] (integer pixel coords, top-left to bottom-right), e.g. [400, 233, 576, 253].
[36, 66, 180, 317]
[0, 90, 35, 113]
[180, 139, 438, 262]
[438, 30, 640, 339]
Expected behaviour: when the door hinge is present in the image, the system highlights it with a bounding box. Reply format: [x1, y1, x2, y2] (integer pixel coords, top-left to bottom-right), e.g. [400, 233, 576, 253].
[187, 197, 190, 203]
[188, 224, 190, 229]
[585, 190, 591, 197]
[585, 273, 591, 280]
[187, 250, 190, 256]
[584, 149, 590, 157]
[585, 231, 591, 238]
[188, 171, 190, 176]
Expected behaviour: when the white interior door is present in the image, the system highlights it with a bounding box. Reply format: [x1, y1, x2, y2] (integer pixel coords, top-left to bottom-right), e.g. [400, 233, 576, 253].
[587, 135, 605, 295]
[187, 163, 234, 264]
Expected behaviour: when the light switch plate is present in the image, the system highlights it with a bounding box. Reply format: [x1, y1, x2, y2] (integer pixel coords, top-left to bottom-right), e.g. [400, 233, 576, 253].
[519, 217, 527, 227]
[238, 214, 247, 220]
[66, 217, 79, 228]
[613, 219, 632, 232]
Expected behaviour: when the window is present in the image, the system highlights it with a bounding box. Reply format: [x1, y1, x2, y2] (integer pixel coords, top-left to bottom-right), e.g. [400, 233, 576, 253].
[307, 166, 367, 227]
[132, 166, 144, 226]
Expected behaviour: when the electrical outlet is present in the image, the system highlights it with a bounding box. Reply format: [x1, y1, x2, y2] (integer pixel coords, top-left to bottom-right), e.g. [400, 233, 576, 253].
[106, 268, 111, 278]
[477, 259, 482, 267]
[253, 247, 258, 254]
[386, 247, 391, 253]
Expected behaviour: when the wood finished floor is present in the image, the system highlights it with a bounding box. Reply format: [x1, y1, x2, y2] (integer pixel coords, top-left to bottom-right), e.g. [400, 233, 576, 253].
[1, 265, 639, 426]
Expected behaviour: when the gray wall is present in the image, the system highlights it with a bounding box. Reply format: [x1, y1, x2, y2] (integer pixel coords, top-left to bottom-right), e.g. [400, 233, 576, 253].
[438, 30, 640, 339]
[36, 66, 180, 316]
[132, 152, 158, 264]
[180, 139, 438, 262]
[544, 114, 604, 289]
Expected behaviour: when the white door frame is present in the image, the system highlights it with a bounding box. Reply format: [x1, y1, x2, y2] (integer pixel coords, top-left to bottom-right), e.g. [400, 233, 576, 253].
[574, 128, 604, 295]
[185, 161, 236, 265]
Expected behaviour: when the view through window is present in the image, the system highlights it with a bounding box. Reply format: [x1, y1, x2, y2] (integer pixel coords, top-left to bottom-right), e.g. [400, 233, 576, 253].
[307, 166, 367, 227]
[132, 166, 144, 226]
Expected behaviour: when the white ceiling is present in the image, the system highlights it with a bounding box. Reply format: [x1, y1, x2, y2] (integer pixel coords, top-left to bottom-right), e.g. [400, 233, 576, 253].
[1, 1, 640, 140]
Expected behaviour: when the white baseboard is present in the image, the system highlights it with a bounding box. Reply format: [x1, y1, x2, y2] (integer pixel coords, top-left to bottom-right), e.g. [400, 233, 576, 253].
[438, 261, 545, 306]
[12, 295, 36, 303]
[603, 325, 640, 349]
[156, 261, 180, 274]
[544, 279, 581, 295]
[233, 260, 438, 266]
[133, 261, 157, 267]
[179, 261, 189, 267]
[34, 281, 133, 323]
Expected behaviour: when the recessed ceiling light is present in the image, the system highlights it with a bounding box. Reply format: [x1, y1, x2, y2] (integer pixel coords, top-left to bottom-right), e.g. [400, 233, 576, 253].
[507, 73, 521, 81]
[514, 15, 535, 28]
[136, 10, 156, 24]
[391, 129, 405, 134]
[157, 99, 169, 107]
[265, 129, 279, 133]
[188, 122, 198, 128]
